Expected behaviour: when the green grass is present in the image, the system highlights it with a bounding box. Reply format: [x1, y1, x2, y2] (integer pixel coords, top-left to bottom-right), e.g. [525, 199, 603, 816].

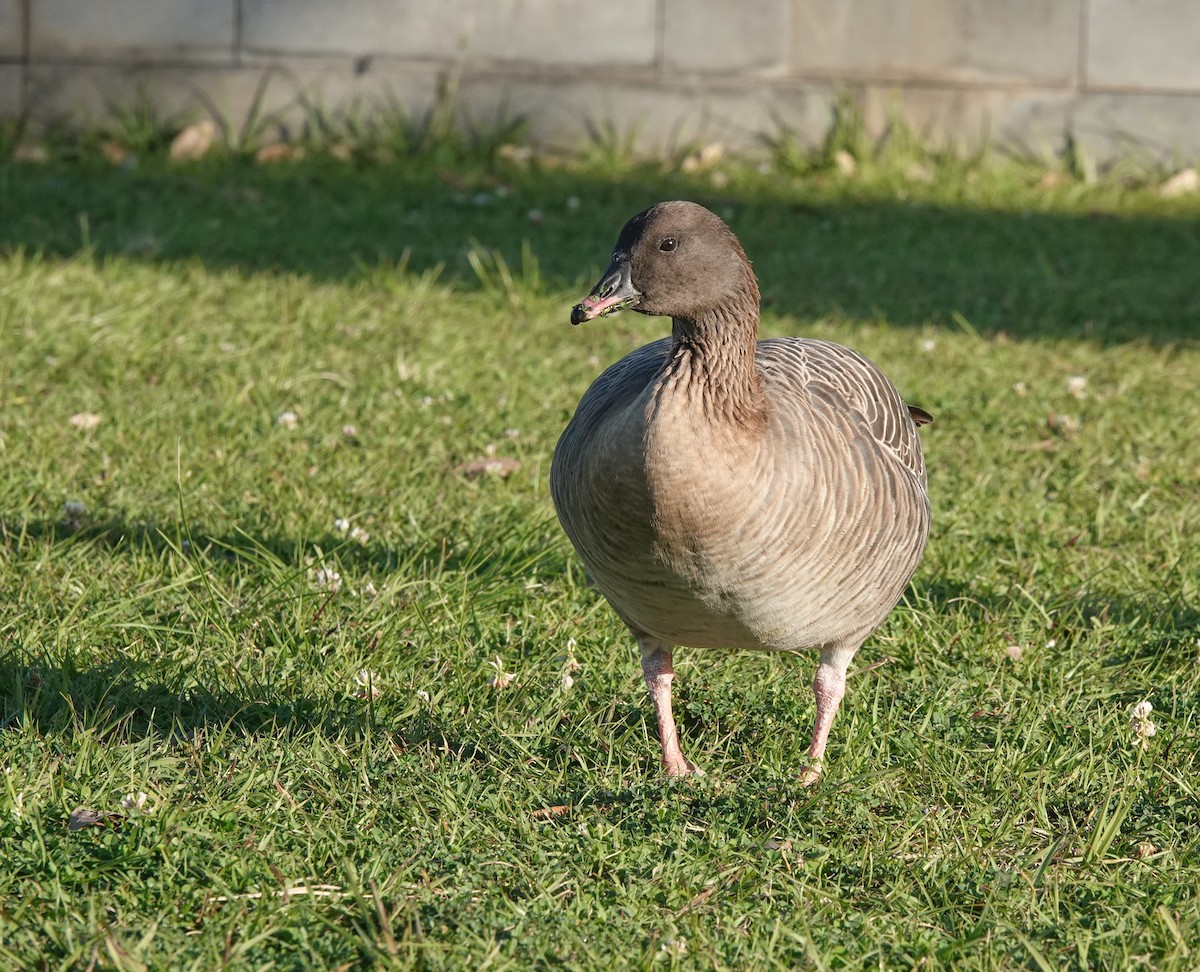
[1, 145, 1199, 970]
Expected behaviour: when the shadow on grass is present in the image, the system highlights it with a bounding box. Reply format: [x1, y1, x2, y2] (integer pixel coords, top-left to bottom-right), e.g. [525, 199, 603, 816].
[1, 509, 566, 591]
[1, 512, 566, 744]
[2, 158, 1199, 345]
[0, 654, 330, 736]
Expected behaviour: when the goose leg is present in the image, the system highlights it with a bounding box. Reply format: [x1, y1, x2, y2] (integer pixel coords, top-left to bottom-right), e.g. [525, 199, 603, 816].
[639, 639, 699, 777]
[798, 646, 855, 786]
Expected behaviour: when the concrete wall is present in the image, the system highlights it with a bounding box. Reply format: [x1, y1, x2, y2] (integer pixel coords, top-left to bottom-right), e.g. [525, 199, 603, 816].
[3, 0, 1200, 160]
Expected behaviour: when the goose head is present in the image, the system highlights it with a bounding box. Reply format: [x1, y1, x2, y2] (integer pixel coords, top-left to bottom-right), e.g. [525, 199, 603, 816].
[571, 201, 756, 326]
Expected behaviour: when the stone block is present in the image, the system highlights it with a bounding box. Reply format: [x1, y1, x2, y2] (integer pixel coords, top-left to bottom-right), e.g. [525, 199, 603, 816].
[456, 75, 837, 154]
[1074, 92, 1200, 161]
[663, 0, 790, 75]
[0, 64, 21, 115]
[23, 60, 442, 139]
[791, 0, 1081, 85]
[859, 86, 1073, 155]
[31, 0, 234, 60]
[242, 0, 657, 68]
[1087, 0, 1200, 90]
[1, 0, 23, 59]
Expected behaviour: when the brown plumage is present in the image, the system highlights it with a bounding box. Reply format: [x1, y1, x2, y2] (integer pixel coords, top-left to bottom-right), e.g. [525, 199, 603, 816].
[551, 201, 931, 783]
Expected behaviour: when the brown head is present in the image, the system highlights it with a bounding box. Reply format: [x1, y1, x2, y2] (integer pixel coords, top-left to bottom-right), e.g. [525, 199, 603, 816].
[571, 201, 760, 328]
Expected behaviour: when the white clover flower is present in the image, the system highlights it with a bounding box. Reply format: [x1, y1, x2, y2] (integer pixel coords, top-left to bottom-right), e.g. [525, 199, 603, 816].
[561, 637, 583, 673]
[63, 500, 86, 529]
[120, 791, 148, 813]
[276, 410, 299, 429]
[487, 656, 516, 690]
[415, 689, 431, 704]
[1130, 700, 1157, 749]
[313, 567, 342, 592]
[334, 518, 350, 533]
[354, 669, 382, 700]
[342, 423, 359, 441]
[349, 526, 369, 545]
[920, 339, 937, 352]
[1012, 381, 1027, 397]
[1066, 375, 1088, 399]
[660, 938, 688, 958]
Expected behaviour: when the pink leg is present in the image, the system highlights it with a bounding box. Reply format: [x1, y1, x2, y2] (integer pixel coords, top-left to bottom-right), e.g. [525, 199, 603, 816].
[798, 650, 851, 786]
[639, 640, 700, 777]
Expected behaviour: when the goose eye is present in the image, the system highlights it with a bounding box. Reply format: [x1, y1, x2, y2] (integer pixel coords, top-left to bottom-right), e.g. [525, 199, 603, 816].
[659, 237, 677, 252]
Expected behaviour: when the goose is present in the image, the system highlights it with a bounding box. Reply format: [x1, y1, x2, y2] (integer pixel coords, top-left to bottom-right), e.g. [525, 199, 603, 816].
[550, 201, 932, 784]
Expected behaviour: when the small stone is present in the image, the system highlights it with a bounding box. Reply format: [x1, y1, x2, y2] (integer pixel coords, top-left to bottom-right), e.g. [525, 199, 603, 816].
[255, 143, 304, 165]
[1036, 171, 1070, 190]
[497, 143, 533, 165]
[1160, 168, 1199, 198]
[170, 120, 218, 162]
[906, 162, 933, 183]
[101, 141, 130, 165]
[833, 150, 857, 177]
[12, 143, 49, 163]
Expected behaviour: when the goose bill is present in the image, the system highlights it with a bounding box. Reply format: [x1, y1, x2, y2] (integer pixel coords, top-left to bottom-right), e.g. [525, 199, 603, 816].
[571, 261, 641, 324]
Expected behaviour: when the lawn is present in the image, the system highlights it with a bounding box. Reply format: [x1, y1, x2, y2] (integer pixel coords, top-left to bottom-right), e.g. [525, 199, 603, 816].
[1, 141, 1199, 969]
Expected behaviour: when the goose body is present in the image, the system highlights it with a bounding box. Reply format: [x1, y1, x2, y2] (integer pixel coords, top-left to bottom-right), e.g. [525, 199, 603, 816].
[551, 201, 931, 781]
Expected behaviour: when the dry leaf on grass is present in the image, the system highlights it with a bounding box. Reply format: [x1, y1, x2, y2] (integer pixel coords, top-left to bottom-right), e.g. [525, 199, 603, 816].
[68, 807, 116, 831]
[69, 412, 101, 430]
[212, 884, 347, 903]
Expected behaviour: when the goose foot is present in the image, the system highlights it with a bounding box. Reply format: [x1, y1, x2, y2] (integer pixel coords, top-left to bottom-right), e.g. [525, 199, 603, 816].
[639, 640, 703, 780]
[799, 650, 851, 788]
[663, 757, 704, 778]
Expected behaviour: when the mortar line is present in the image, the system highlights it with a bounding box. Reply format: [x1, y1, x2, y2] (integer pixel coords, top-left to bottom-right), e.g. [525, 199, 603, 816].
[19, 0, 30, 117]
[1077, 0, 1089, 90]
[655, 0, 666, 81]
[233, 0, 243, 67]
